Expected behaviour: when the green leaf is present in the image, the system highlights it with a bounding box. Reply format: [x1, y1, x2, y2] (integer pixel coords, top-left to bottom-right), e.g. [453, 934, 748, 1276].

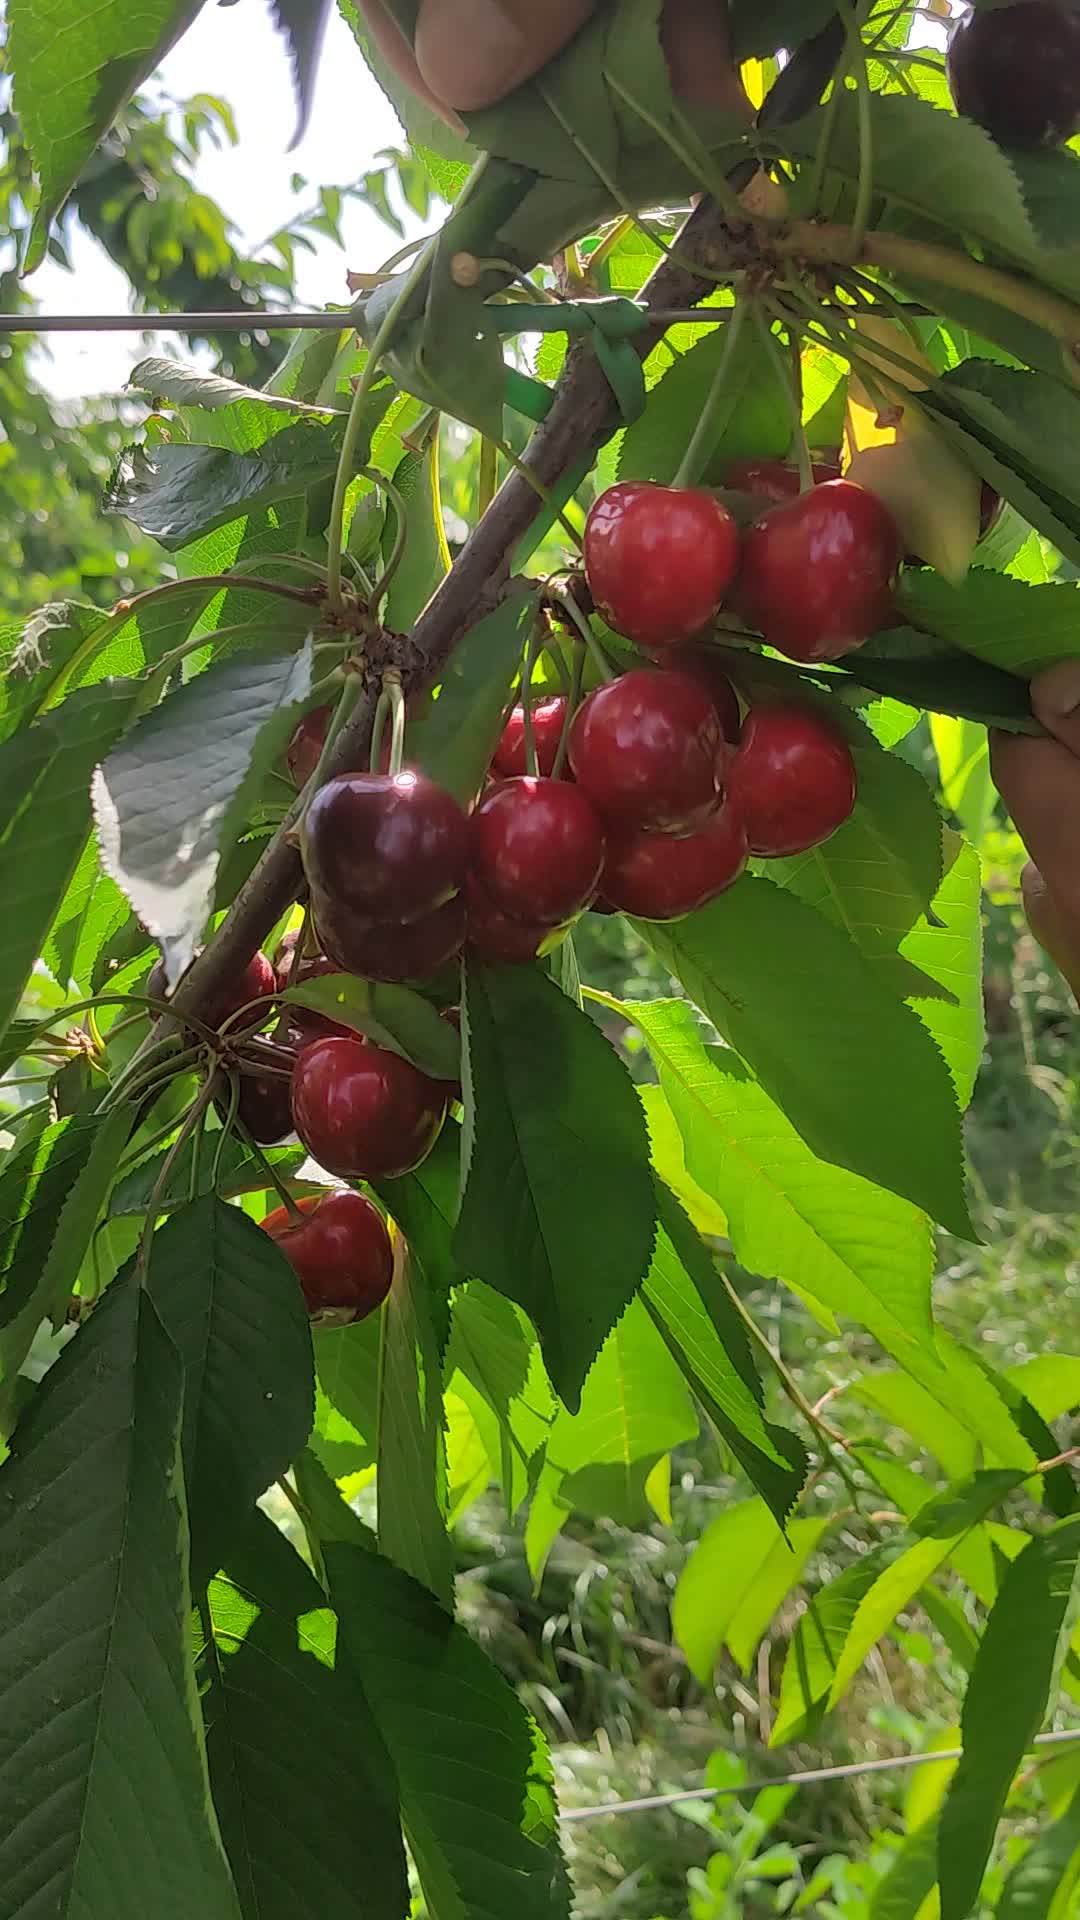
[829, 1533, 977, 1711]
[381, 1125, 466, 1324]
[901, 568, 1080, 680]
[911, 1470, 1027, 1540]
[920, 365, 1080, 569]
[729, 0, 838, 59]
[939, 1518, 1080, 1920]
[327, 1544, 569, 1920]
[197, 1508, 408, 1920]
[637, 878, 974, 1237]
[997, 1785, 1080, 1920]
[129, 355, 341, 421]
[292, 1445, 379, 1552]
[109, 1132, 309, 1217]
[622, 996, 936, 1358]
[618, 315, 790, 486]
[644, 1183, 808, 1526]
[384, 438, 450, 634]
[284, 975, 459, 1080]
[376, 1246, 454, 1606]
[145, 1196, 315, 1590]
[455, 961, 657, 1410]
[445, 1283, 556, 1515]
[869, 1816, 941, 1920]
[0, 1102, 132, 1404]
[535, 1295, 697, 1531]
[840, 630, 1039, 733]
[0, 1272, 241, 1916]
[785, 94, 1037, 274]
[900, 834, 986, 1110]
[10, 0, 205, 272]
[95, 643, 312, 982]
[0, 681, 137, 1046]
[406, 582, 540, 805]
[674, 1500, 829, 1683]
[315, 1313, 382, 1467]
[772, 1541, 906, 1746]
[104, 427, 345, 550]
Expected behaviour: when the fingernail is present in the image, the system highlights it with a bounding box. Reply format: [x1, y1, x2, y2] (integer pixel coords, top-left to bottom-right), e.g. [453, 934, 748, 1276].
[1031, 659, 1080, 720]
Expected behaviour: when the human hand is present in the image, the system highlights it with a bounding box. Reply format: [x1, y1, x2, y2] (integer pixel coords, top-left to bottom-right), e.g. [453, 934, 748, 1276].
[357, 0, 748, 122]
[990, 663, 1080, 997]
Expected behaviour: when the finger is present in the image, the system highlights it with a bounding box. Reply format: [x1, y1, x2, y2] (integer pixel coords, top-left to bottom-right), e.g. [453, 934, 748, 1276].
[661, 0, 753, 114]
[1021, 861, 1080, 998]
[356, 0, 466, 129]
[991, 725, 1080, 983]
[1030, 658, 1080, 758]
[415, 0, 596, 111]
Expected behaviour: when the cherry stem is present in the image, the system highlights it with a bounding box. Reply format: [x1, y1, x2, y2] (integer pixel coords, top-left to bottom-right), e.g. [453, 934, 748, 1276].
[235, 1116, 306, 1224]
[116, 572, 322, 619]
[672, 298, 749, 490]
[477, 435, 498, 519]
[786, 324, 813, 493]
[549, 586, 616, 685]
[772, 222, 1080, 380]
[841, 2, 874, 257]
[369, 687, 391, 774]
[325, 232, 441, 615]
[362, 466, 411, 611]
[210, 1076, 240, 1190]
[137, 1074, 220, 1279]
[384, 673, 406, 776]
[552, 640, 584, 781]
[520, 617, 543, 780]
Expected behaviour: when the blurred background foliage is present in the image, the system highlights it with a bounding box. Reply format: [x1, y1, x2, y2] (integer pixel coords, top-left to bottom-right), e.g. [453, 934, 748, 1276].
[3, 52, 1079, 1920]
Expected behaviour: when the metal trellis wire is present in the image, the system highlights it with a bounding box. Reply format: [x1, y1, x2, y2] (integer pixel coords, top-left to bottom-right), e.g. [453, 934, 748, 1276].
[556, 1728, 1080, 1824]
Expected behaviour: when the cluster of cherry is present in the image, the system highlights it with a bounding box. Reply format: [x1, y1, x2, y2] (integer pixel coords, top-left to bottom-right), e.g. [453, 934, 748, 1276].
[229, 469, 901, 1320]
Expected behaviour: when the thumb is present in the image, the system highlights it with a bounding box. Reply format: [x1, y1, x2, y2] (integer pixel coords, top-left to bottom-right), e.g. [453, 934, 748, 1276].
[414, 0, 596, 111]
[1030, 659, 1080, 758]
[1021, 860, 1080, 1001]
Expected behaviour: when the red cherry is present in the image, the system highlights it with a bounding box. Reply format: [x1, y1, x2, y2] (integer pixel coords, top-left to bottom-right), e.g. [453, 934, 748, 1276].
[947, 0, 1080, 148]
[584, 481, 740, 648]
[737, 480, 900, 663]
[492, 696, 568, 778]
[725, 704, 857, 856]
[469, 777, 604, 926]
[723, 456, 842, 506]
[208, 949, 276, 1029]
[301, 771, 469, 925]
[262, 1190, 393, 1324]
[465, 870, 572, 966]
[273, 932, 337, 995]
[291, 1034, 446, 1180]
[315, 890, 466, 983]
[286, 707, 394, 787]
[569, 668, 722, 833]
[661, 649, 741, 743]
[602, 805, 747, 920]
[287, 705, 332, 788]
[230, 1069, 295, 1146]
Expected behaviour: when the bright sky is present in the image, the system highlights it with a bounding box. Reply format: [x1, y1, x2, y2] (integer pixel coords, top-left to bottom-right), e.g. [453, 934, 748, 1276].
[28, 1, 423, 399]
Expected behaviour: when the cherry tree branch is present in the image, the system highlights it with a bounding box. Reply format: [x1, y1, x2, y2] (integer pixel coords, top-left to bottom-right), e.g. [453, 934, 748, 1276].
[164, 194, 755, 1035]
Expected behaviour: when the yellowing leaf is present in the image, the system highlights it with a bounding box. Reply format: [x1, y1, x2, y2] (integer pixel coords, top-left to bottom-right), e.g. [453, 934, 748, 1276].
[848, 407, 981, 584]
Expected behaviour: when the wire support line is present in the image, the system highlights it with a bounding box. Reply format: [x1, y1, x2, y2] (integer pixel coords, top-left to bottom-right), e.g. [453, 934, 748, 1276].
[0, 304, 732, 336]
[0, 309, 361, 333]
[555, 1727, 1080, 1824]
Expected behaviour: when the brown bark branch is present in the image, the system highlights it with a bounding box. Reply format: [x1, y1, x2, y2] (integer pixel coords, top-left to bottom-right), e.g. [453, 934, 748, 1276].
[166, 195, 753, 1031]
